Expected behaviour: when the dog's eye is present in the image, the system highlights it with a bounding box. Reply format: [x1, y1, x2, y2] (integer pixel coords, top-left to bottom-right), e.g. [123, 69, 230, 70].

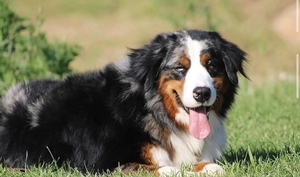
[206, 60, 217, 76]
[174, 66, 187, 74]
[207, 63, 216, 70]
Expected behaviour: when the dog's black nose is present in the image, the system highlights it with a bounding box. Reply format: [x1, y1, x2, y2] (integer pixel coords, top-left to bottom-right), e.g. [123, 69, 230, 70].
[193, 86, 211, 103]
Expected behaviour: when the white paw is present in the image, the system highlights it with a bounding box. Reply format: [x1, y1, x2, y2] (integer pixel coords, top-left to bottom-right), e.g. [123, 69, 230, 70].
[200, 163, 225, 176]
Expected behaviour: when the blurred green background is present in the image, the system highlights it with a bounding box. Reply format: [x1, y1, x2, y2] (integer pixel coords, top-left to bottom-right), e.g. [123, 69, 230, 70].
[7, 0, 297, 85]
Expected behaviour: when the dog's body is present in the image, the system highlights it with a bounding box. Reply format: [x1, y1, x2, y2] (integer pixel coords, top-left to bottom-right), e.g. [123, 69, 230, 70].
[0, 30, 247, 176]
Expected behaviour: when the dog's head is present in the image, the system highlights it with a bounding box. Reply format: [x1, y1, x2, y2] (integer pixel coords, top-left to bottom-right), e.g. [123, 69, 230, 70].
[129, 30, 247, 139]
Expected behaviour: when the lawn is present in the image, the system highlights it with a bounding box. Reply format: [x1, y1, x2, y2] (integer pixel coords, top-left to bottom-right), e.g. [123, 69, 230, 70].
[223, 80, 300, 176]
[0, 80, 298, 176]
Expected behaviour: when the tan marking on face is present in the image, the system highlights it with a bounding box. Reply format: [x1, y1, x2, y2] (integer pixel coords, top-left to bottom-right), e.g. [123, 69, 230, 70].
[211, 75, 230, 113]
[158, 74, 188, 130]
[200, 52, 210, 66]
[179, 55, 190, 69]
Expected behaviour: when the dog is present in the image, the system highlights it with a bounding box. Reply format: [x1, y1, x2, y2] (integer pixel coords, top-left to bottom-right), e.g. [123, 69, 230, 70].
[0, 30, 247, 176]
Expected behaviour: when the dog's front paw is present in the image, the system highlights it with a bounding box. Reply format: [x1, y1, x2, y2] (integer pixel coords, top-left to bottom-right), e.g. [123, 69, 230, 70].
[158, 163, 224, 177]
[195, 162, 225, 176]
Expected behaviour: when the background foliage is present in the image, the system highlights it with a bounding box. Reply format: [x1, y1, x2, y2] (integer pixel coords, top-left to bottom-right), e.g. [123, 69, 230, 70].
[0, 1, 80, 95]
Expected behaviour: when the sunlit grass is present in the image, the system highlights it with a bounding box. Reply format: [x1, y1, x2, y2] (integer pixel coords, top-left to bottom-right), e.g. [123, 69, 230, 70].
[222, 81, 300, 176]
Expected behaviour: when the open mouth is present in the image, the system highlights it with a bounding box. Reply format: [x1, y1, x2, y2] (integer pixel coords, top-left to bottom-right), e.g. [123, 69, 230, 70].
[174, 91, 211, 140]
[174, 91, 210, 116]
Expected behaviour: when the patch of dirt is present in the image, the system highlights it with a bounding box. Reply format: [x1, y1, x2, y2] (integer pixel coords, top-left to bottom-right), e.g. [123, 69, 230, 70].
[272, 3, 300, 45]
[41, 15, 172, 71]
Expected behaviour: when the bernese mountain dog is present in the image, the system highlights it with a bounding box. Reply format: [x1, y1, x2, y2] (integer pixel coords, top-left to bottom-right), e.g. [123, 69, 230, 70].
[0, 30, 247, 176]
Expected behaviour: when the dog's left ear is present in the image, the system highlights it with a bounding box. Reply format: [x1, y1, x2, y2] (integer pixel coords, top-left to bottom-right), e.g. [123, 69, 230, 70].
[210, 32, 248, 85]
[129, 32, 179, 90]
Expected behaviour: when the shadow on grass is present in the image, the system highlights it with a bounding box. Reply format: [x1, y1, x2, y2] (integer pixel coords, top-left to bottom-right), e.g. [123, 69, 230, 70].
[221, 145, 300, 165]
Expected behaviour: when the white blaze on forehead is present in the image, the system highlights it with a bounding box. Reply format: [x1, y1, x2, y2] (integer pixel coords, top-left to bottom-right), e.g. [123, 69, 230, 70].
[182, 37, 216, 108]
[185, 37, 208, 62]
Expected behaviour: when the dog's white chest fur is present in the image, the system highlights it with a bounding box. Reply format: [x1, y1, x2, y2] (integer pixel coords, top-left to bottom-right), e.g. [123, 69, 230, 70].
[150, 132, 202, 167]
[150, 110, 226, 167]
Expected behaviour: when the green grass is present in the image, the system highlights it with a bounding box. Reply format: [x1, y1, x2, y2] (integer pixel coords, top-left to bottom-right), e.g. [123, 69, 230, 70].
[0, 81, 299, 176]
[222, 80, 300, 176]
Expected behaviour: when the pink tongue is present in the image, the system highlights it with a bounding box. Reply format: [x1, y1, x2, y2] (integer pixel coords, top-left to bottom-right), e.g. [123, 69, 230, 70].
[189, 107, 210, 139]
